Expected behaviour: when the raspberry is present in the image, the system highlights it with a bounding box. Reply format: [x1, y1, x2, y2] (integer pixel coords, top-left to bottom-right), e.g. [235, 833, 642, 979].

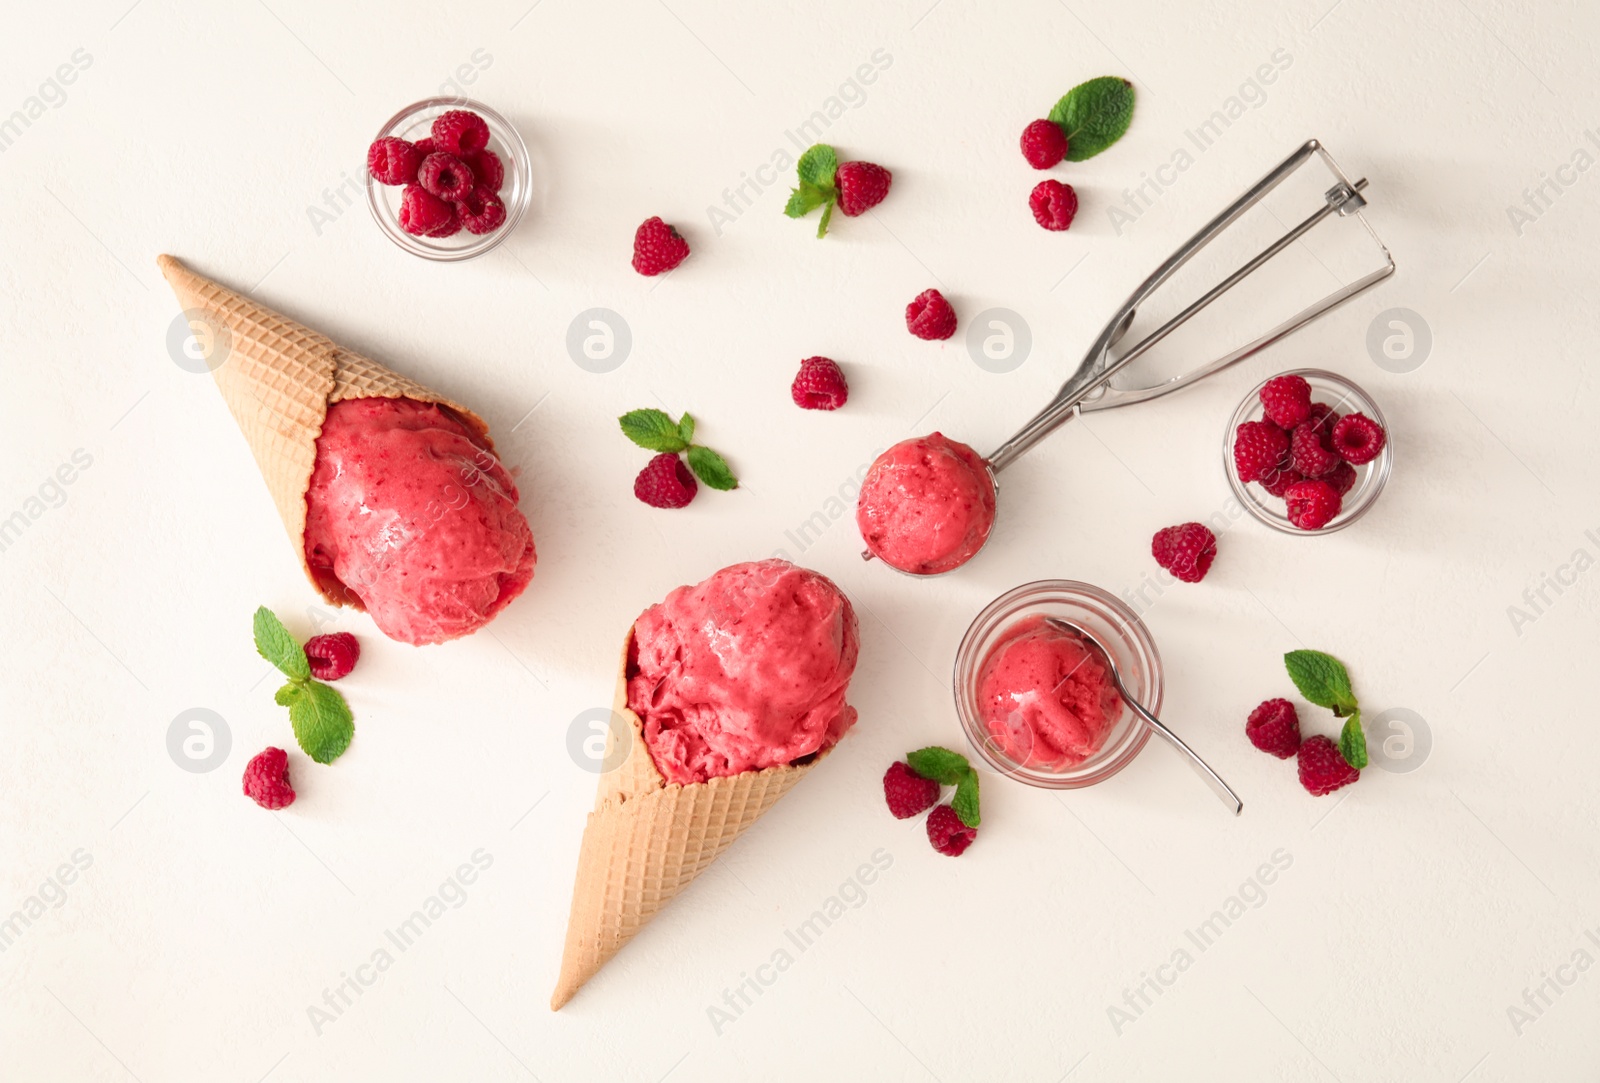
[1246, 698, 1301, 759]
[1232, 419, 1288, 483]
[243, 747, 296, 810]
[1298, 734, 1358, 796]
[1331, 413, 1386, 465]
[883, 761, 939, 819]
[462, 148, 504, 192]
[1290, 421, 1341, 478]
[1260, 465, 1304, 498]
[1020, 119, 1069, 169]
[1324, 460, 1357, 496]
[398, 185, 455, 236]
[418, 152, 474, 201]
[1259, 374, 1312, 429]
[836, 161, 892, 216]
[431, 109, 490, 156]
[1030, 179, 1078, 230]
[631, 216, 690, 276]
[412, 137, 438, 156]
[1284, 479, 1342, 530]
[1151, 522, 1217, 584]
[634, 452, 697, 509]
[367, 137, 423, 186]
[426, 204, 461, 238]
[305, 632, 360, 680]
[457, 186, 507, 235]
[1306, 402, 1339, 435]
[926, 804, 977, 856]
[790, 356, 848, 411]
[905, 288, 957, 341]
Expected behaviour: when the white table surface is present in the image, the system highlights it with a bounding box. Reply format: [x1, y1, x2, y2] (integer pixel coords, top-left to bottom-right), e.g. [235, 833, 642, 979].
[4, 1, 1598, 1079]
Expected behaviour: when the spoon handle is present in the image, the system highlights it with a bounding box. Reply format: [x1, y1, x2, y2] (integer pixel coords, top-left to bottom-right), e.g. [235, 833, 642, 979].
[1125, 696, 1244, 816]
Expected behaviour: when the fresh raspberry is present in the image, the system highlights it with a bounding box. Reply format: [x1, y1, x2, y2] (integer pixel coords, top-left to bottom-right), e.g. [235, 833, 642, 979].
[1260, 465, 1305, 498]
[412, 137, 438, 156]
[1331, 413, 1386, 465]
[905, 288, 957, 341]
[431, 109, 490, 156]
[367, 137, 423, 186]
[1259, 374, 1312, 429]
[426, 204, 461, 238]
[926, 804, 977, 856]
[631, 216, 690, 275]
[242, 747, 296, 810]
[456, 186, 507, 235]
[1283, 479, 1342, 530]
[462, 148, 504, 192]
[1290, 421, 1341, 478]
[418, 152, 474, 201]
[634, 452, 697, 509]
[790, 356, 848, 411]
[1246, 698, 1301, 759]
[1305, 402, 1339, 436]
[1020, 119, 1069, 169]
[836, 161, 892, 216]
[398, 185, 455, 236]
[1232, 419, 1288, 483]
[883, 761, 939, 819]
[1151, 522, 1217, 584]
[1030, 179, 1078, 230]
[1298, 734, 1359, 796]
[305, 632, 360, 680]
[1324, 460, 1357, 497]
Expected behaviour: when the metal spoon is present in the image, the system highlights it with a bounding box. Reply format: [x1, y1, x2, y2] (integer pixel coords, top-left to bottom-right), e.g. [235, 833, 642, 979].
[1045, 618, 1243, 816]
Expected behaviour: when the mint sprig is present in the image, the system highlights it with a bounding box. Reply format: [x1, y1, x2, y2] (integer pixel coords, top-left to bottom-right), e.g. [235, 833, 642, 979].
[254, 606, 310, 681]
[1283, 649, 1366, 770]
[1339, 711, 1369, 771]
[785, 144, 842, 239]
[907, 746, 981, 829]
[1047, 76, 1135, 162]
[619, 409, 739, 491]
[254, 606, 354, 765]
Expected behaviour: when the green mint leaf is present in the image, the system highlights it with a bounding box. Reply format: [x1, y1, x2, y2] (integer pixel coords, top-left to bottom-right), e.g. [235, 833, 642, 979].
[274, 681, 299, 708]
[686, 445, 737, 491]
[796, 144, 838, 188]
[784, 182, 830, 218]
[619, 409, 688, 453]
[254, 606, 309, 682]
[286, 680, 354, 764]
[1283, 650, 1358, 714]
[677, 412, 695, 446]
[906, 746, 970, 786]
[816, 197, 836, 239]
[1339, 711, 1369, 770]
[952, 769, 981, 828]
[1048, 76, 1135, 162]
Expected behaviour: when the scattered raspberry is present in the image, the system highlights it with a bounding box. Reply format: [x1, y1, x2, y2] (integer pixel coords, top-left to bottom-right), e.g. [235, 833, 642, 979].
[905, 288, 957, 341]
[1030, 179, 1078, 230]
[836, 160, 892, 216]
[633, 453, 697, 509]
[1020, 119, 1069, 169]
[1232, 419, 1288, 483]
[1298, 734, 1359, 796]
[457, 186, 507, 235]
[1324, 460, 1357, 496]
[398, 185, 456, 236]
[631, 216, 690, 276]
[1151, 522, 1217, 584]
[883, 761, 940, 819]
[418, 152, 474, 201]
[1284, 479, 1342, 530]
[1331, 413, 1386, 465]
[431, 109, 490, 156]
[462, 148, 504, 192]
[791, 356, 848, 411]
[926, 804, 977, 856]
[243, 747, 296, 810]
[1260, 465, 1305, 498]
[1259, 374, 1312, 429]
[305, 632, 360, 681]
[367, 137, 423, 186]
[1290, 421, 1341, 478]
[1246, 698, 1301, 759]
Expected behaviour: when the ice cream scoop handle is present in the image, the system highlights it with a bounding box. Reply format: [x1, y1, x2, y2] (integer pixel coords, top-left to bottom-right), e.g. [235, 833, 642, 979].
[1126, 695, 1243, 816]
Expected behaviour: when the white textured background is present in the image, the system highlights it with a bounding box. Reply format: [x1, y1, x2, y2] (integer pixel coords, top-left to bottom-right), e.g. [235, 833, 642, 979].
[3, 0, 1597, 1079]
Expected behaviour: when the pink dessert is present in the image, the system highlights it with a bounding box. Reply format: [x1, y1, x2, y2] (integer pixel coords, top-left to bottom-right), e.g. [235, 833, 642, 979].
[856, 432, 996, 575]
[303, 397, 535, 646]
[626, 559, 859, 786]
[976, 615, 1123, 770]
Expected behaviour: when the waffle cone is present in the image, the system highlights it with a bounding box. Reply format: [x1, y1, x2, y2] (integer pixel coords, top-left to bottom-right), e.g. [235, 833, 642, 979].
[156, 254, 491, 606]
[550, 629, 822, 1010]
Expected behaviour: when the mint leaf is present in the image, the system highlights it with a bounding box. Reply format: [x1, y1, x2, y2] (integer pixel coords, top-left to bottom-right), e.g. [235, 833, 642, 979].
[1340, 711, 1368, 770]
[784, 181, 830, 219]
[286, 680, 354, 764]
[619, 409, 688, 453]
[677, 412, 695, 446]
[1284, 650, 1358, 715]
[952, 770, 981, 828]
[796, 144, 838, 188]
[1048, 76, 1135, 162]
[254, 606, 309, 682]
[686, 445, 737, 491]
[906, 746, 970, 786]
[816, 198, 836, 239]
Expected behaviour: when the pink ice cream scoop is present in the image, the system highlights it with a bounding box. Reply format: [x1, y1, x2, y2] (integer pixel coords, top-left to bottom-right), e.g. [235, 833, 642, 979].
[303, 397, 536, 646]
[856, 432, 997, 575]
[977, 614, 1123, 769]
[626, 559, 860, 786]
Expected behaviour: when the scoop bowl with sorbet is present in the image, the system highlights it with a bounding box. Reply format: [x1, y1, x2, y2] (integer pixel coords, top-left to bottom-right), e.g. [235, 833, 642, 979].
[856, 432, 997, 575]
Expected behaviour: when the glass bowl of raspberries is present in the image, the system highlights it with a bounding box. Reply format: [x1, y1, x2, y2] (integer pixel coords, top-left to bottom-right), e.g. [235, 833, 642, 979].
[1225, 369, 1392, 535]
[953, 580, 1163, 790]
[365, 98, 530, 261]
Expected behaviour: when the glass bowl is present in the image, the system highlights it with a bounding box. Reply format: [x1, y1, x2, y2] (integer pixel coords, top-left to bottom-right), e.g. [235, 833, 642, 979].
[953, 580, 1162, 789]
[1223, 368, 1393, 535]
[365, 97, 531, 262]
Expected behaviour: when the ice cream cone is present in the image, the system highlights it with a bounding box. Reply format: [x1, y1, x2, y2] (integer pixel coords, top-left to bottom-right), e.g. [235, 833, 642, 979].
[550, 629, 823, 1010]
[156, 254, 491, 606]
